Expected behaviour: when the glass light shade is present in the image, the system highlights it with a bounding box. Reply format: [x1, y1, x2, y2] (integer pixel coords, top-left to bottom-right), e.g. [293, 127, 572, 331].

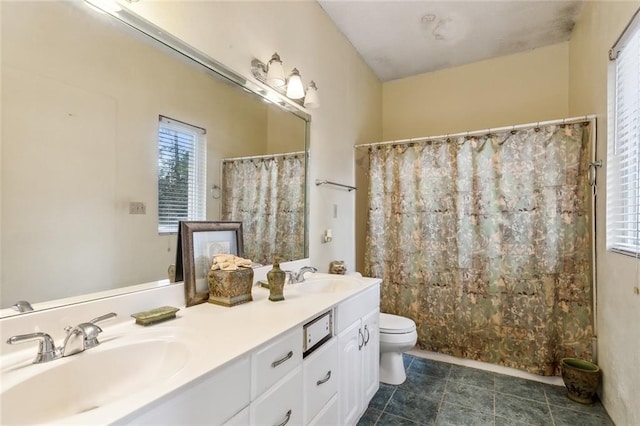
[286, 68, 305, 100]
[266, 53, 286, 88]
[303, 81, 319, 109]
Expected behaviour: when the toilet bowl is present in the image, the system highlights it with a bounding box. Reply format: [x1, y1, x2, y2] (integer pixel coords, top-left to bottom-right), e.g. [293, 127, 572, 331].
[379, 312, 417, 385]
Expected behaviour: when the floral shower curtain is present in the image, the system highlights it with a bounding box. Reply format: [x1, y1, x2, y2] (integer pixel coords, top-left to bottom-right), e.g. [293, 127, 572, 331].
[221, 152, 305, 266]
[365, 122, 593, 375]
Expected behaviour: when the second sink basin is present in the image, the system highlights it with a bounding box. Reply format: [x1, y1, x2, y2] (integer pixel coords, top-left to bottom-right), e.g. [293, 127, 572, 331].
[291, 276, 362, 294]
[1, 337, 189, 424]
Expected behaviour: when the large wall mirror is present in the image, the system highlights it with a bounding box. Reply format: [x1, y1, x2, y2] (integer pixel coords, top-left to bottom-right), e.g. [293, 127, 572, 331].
[1, 1, 310, 313]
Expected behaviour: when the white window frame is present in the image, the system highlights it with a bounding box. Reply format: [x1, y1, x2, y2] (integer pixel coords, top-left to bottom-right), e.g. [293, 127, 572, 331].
[157, 116, 206, 234]
[607, 9, 640, 256]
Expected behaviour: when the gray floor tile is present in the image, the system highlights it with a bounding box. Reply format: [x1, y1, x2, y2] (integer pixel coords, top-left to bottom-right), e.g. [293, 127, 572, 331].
[377, 412, 422, 426]
[371, 384, 397, 410]
[436, 402, 495, 426]
[358, 407, 382, 426]
[399, 371, 447, 400]
[449, 364, 495, 389]
[443, 381, 494, 415]
[494, 373, 547, 402]
[386, 388, 440, 425]
[494, 415, 530, 426]
[403, 353, 415, 369]
[409, 358, 452, 379]
[545, 384, 609, 417]
[550, 405, 614, 426]
[494, 394, 552, 426]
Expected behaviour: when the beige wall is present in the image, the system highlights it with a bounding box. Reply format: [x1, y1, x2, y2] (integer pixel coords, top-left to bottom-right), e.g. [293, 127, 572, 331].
[127, 1, 383, 274]
[569, 2, 640, 425]
[382, 42, 570, 140]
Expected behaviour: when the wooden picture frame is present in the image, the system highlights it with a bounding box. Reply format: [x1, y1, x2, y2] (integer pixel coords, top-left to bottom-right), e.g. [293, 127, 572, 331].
[176, 221, 244, 307]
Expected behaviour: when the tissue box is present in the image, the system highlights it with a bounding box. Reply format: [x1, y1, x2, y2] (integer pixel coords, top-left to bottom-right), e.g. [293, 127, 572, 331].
[207, 267, 254, 307]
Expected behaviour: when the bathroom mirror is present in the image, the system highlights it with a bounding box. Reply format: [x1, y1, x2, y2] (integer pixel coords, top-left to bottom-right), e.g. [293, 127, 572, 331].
[0, 1, 310, 313]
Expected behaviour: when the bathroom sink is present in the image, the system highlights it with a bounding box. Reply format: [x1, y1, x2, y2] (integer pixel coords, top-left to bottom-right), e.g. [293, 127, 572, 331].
[292, 277, 362, 294]
[1, 338, 189, 424]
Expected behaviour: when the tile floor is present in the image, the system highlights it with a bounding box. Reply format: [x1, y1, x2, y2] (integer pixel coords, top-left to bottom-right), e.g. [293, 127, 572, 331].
[358, 354, 614, 426]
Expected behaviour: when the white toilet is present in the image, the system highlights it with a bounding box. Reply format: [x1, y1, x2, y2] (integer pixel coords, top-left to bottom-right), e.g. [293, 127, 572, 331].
[379, 312, 418, 385]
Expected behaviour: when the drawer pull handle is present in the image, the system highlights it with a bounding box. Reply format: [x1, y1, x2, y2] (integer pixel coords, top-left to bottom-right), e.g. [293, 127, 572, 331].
[316, 370, 332, 386]
[358, 329, 364, 350]
[364, 325, 370, 345]
[274, 409, 292, 426]
[271, 350, 293, 368]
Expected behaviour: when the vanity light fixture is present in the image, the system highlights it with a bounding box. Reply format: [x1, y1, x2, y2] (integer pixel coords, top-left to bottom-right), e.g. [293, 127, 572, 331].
[303, 81, 320, 109]
[265, 53, 286, 88]
[251, 53, 286, 88]
[285, 68, 305, 100]
[251, 54, 319, 108]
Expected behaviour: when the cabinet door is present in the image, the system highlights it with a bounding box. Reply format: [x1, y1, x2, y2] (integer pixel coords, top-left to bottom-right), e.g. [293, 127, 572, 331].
[361, 309, 380, 408]
[337, 319, 363, 426]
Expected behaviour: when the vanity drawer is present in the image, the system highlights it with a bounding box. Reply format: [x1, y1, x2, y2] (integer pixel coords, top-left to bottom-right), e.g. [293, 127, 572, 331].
[308, 394, 338, 426]
[251, 366, 303, 426]
[303, 338, 338, 424]
[251, 327, 303, 399]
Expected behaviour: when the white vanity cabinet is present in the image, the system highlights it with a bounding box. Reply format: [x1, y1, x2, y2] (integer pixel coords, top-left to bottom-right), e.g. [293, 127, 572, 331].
[122, 355, 251, 426]
[335, 285, 380, 426]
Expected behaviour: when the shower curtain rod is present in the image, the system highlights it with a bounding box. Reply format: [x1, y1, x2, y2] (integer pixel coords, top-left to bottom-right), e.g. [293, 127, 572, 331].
[354, 115, 597, 149]
[222, 150, 305, 162]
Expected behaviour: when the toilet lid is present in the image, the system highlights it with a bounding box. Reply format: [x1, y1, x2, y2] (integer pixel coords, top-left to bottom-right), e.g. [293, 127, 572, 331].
[379, 313, 416, 334]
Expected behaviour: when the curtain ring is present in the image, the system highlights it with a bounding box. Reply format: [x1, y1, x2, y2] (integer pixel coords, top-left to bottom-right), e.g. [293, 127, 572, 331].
[510, 125, 517, 135]
[534, 122, 540, 132]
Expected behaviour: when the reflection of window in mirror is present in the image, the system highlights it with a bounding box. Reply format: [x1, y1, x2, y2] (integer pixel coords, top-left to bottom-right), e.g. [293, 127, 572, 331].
[157, 116, 207, 234]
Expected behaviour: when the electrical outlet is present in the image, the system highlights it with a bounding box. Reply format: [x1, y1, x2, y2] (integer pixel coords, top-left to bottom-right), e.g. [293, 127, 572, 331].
[129, 201, 146, 215]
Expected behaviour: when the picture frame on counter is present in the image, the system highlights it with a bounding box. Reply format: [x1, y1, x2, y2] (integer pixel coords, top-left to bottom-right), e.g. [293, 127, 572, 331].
[176, 221, 244, 307]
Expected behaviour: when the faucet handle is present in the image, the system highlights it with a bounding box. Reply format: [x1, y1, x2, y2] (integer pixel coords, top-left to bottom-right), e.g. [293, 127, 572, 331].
[6, 332, 61, 363]
[76, 322, 103, 349]
[83, 312, 116, 348]
[90, 312, 117, 325]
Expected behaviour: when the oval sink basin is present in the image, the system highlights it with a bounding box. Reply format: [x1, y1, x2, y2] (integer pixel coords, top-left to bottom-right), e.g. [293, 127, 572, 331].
[292, 278, 360, 294]
[1, 339, 189, 424]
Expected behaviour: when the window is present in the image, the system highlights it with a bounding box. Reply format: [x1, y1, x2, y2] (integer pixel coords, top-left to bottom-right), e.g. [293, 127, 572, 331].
[607, 10, 640, 255]
[157, 116, 206, 234]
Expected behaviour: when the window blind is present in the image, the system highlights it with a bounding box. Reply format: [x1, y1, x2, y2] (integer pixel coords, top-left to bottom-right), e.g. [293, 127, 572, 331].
[607, 12, 640, 255]
[157, 116, 206, 234]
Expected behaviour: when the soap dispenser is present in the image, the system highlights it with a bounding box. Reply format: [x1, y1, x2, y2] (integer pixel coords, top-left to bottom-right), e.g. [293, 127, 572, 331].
[267, 260, 286, 302]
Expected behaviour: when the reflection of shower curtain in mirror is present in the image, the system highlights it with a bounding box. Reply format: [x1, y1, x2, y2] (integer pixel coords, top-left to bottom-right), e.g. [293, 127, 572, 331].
[221, 153, 305, 266]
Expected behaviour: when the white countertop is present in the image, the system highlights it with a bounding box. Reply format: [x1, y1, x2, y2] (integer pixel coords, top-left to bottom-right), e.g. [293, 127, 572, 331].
[0, 273, 380, 425]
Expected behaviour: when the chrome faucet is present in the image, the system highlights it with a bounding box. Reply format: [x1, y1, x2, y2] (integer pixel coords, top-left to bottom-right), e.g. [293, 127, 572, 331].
[6, 332, 61, 363]
[286, 266, 318, 283]
[12, 300, 34, 313]
[6, 312, 117, 363]
[62, 312, 117, 357]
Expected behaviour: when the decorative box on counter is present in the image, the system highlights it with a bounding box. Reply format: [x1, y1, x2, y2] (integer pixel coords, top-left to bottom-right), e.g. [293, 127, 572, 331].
[207, 267, 254, 307]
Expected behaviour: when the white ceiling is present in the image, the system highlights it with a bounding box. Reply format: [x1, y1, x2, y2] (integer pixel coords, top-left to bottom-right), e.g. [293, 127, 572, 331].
[318, 0, 585, 81]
